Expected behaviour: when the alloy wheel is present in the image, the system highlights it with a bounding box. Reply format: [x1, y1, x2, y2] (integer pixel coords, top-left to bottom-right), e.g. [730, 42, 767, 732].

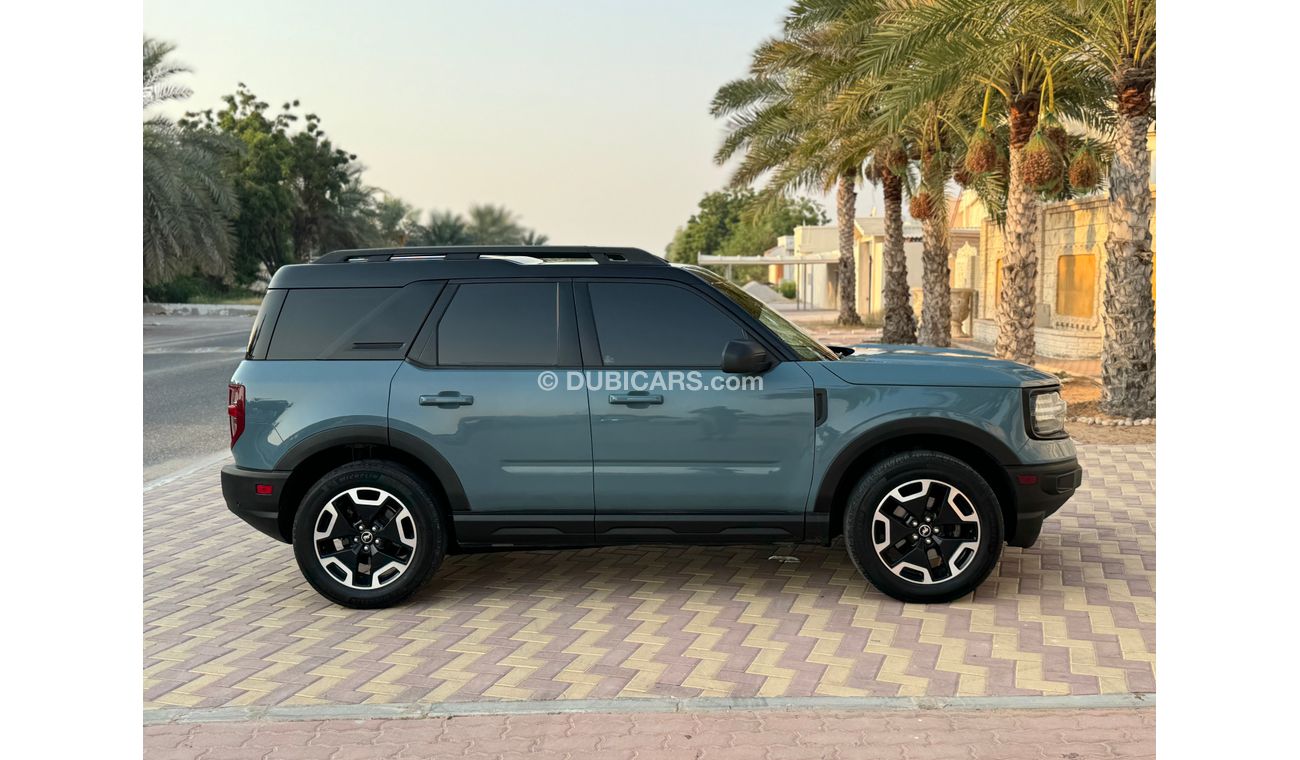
[312, 487, 418, 590]
[871, 478, 981, 585]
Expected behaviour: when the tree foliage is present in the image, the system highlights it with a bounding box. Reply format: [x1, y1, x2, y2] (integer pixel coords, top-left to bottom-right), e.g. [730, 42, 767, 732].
[146, 40, 550, 291]
[665, 189, 827, 267]
[142, 38, 238, 285]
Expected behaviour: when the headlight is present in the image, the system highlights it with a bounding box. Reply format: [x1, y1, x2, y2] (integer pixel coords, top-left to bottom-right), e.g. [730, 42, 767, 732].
[1030, 389, 1067, 437]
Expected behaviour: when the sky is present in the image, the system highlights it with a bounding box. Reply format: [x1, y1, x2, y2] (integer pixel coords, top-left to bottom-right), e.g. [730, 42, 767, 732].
[144, 0, 884, 254]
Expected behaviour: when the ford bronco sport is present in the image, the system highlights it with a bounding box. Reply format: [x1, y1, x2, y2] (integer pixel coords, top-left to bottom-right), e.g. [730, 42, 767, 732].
[222, 246, 1081, 608]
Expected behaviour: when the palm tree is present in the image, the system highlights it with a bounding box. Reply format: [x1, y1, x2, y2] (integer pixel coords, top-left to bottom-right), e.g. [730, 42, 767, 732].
[711, 15, 866, 327]
[1064, 0, 1156, 418]
[417, 210, 473, 245]
[142, 38, 237, 285]
[319, 166, 381, 251]
[521, 230, 550, 246]
[861, 2, 1056, 363]
[373, 195, 420, 246]
[874, 149, 918, 344]
[752, 0, 918, 339]
[466, 204, 526, 244]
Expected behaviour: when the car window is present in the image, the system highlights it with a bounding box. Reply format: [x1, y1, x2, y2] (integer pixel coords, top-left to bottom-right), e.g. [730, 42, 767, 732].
[269, 287, 447, 361]
[438, 282, 563, 366]
[588, 282, 745, 367]
[682, 266, 837, 361]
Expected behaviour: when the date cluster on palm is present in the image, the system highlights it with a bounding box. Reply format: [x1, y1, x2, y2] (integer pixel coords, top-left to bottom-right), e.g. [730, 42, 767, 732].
[1068, 147, 1102, 191]
[909, 190, 936, 221]
[1019, 129, 1063, 191]
[965, 127, 999, 174]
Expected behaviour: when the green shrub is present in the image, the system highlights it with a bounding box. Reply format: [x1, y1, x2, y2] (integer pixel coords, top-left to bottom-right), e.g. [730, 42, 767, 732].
[144, 273, 255, 304]
[779, 281, 797, 299]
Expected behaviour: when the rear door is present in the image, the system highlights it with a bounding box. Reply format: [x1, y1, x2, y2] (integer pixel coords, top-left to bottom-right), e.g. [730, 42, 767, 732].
[389, 279, 593, 547]
[578, 279, 816, 543]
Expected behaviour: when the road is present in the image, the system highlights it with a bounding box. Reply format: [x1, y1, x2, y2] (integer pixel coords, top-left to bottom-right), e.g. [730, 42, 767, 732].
[144, 314, 253, 482]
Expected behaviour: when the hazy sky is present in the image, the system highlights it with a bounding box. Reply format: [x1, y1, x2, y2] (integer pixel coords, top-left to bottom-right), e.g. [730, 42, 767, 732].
[144, 0, 880, 254]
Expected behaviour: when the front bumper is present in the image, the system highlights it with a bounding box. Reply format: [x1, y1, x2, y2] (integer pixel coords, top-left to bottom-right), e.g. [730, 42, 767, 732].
[1004, 457, 1083, 547]
[221, 464, 292, 542]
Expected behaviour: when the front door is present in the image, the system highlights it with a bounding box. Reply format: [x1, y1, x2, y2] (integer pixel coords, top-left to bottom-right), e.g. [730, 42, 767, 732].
[579, 280, 815, 543]
[388, 279, 592, 547]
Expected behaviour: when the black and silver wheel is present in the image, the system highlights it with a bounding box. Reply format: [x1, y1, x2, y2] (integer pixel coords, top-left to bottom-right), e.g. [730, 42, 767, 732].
[292, 460, 445, 608]
[843, 450, 1003, 603]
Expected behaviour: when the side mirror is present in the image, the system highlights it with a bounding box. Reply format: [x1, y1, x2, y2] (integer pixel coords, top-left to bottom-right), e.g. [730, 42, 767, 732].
[721, 339, 772, 374]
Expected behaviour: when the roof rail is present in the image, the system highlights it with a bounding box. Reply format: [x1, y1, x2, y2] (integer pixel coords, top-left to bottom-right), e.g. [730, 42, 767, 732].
[312, 245, 667, 266]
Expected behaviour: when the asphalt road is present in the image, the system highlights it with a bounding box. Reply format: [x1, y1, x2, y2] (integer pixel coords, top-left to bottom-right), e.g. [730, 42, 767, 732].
[144, 314, 253, 482]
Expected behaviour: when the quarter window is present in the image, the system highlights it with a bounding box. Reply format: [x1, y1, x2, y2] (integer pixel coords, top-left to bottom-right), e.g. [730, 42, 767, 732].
[588, 282, 745, 367]
[438, 282, 563, 366]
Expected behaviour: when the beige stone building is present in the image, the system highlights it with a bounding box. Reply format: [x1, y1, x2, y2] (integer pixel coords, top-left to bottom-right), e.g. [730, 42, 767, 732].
[762, 216, 977, 316]
[968, 130, 1157, 359]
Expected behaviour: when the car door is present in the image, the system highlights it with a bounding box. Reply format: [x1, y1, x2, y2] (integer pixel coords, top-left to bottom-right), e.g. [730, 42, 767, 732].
[578, 279, 816, 543]
[388, 279, 593, 547]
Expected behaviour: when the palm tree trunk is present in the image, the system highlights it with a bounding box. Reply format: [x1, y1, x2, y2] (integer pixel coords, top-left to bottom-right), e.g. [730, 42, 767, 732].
[835, 174, 863, 326]
[919, 196, 952, 346]
[1101, 94, 1156, 418]
[880, 171, 917, 344]
[995, 97, 1041, 365]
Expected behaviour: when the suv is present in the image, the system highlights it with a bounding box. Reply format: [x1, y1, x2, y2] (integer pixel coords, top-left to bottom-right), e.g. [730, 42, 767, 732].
[222, 246, 1080, 608]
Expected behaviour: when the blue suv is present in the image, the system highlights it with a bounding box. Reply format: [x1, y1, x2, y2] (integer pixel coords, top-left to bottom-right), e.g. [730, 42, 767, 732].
[222, 246, 1080, 608]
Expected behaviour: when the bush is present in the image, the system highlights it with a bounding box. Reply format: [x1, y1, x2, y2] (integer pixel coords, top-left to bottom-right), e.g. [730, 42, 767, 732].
[144, 273, 254, 304]
[779, 281, 797, 299]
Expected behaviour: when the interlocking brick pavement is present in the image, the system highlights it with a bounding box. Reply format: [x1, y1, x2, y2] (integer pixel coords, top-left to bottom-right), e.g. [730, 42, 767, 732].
[143, 707, 1155, 759]
[144, 444, 1154, 710]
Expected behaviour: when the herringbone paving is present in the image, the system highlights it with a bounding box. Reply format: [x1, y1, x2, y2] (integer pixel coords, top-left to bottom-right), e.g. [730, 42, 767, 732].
[144, 444, 1154, 710]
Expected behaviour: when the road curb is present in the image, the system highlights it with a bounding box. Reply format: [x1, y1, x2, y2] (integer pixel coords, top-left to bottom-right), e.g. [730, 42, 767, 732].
[144, 450, 231, 492]
[145, 303, 261, 317]
[144, 692, 1154, 726]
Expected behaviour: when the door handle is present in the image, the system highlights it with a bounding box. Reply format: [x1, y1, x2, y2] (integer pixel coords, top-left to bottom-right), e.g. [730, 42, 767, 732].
[608, 393, 663, 406]
[419, 392, 474, 408]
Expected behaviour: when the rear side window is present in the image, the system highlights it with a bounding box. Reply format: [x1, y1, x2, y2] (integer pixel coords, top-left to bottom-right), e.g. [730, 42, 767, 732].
[588, 282, 745, 367]
[266, 282, 441, 360]
[437, 282, 568, 366]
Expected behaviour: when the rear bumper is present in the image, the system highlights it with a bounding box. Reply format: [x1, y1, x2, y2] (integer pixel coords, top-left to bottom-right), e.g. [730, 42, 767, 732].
[1004, 457, 1083, 547]
[221, 464, 292, 543]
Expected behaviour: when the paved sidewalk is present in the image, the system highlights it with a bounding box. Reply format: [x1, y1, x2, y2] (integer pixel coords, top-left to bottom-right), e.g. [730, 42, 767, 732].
[144, 706, 1155, 759]
[145, 444, 1153, 711]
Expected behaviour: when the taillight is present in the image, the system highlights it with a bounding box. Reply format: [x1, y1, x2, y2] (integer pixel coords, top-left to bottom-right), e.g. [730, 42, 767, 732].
[228, 383, 246, 447]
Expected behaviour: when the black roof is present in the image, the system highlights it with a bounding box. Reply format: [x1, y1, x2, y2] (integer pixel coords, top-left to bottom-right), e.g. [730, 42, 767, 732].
[269, 246, 683, 289]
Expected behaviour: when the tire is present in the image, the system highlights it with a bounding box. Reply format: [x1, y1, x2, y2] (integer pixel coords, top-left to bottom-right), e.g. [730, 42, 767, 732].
[843, 450, 1004, 603]
[292, 459, 446, 609]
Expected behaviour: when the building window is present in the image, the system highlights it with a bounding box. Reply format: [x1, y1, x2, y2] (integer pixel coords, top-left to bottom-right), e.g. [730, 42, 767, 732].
[1055, 254, 1097, 319]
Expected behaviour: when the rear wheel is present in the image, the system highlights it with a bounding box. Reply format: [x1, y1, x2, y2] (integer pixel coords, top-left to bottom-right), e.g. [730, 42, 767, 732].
[843, 450, 1003, 603]
[292, 460, 445, 608]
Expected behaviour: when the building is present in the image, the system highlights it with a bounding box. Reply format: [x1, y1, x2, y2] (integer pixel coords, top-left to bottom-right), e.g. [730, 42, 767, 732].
[968, 128, 1157, 359]
[757, 215, 976, 317]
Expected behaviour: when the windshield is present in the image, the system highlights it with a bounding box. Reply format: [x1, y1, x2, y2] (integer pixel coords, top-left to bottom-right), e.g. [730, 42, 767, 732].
[683, 266, 838, 361]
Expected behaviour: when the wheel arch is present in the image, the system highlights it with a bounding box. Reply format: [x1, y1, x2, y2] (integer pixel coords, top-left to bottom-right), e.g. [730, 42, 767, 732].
[814, 420, 1019, 544]
[273, 426, 468, 547]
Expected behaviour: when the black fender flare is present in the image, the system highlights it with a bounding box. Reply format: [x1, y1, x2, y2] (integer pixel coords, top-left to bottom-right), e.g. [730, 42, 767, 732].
[812, 417, 1018, 514]
[273, 424, 470, 512]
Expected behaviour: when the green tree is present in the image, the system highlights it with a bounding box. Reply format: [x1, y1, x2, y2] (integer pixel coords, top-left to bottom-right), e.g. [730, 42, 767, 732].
[415, 209, 473, 245]
[711, 20, 869, 325]
[180, 84, 365, 280]
[521, 229, 550, 246]
[1067, 0, 1156, 418]
[665, 188, 826, 276]
[373, 195, 421, 246]
[859, 0, 1107, 362]
[465, 204, 527, 244]
[142, 38, 237, 285]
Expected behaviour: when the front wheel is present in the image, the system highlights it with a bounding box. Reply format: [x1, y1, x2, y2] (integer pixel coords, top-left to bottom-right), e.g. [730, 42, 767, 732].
[843, 450, 1004, 603]
[292, 460, 445, 608]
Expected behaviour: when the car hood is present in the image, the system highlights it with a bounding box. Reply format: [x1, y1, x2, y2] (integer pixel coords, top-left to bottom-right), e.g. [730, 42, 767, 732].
[823, 343, 1059, 388]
